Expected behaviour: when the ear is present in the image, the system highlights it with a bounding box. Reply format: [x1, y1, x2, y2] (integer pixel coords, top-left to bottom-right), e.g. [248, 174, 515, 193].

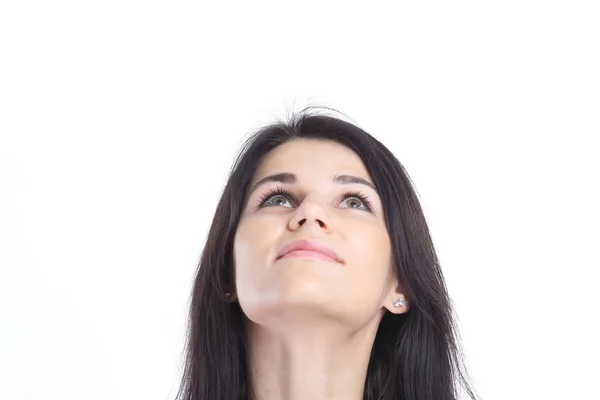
[383, 273, 409, 315]
[225, 263, 238, 303]
[226, 292, 238, 303]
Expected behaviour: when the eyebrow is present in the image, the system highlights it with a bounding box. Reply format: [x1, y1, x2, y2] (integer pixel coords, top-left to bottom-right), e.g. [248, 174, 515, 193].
[248, 172, 378, 198]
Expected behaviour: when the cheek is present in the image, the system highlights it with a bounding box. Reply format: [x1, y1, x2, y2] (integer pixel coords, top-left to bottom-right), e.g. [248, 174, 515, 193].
[346, 223, 392, 279]
[348, 221, 390, 257]
[233, 217, 281, 280]
[234, 220, 260, 270]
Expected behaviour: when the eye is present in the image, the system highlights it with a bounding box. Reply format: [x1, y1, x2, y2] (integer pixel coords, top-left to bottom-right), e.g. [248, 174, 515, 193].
[340, 190, 374, 211]
[257, 186, 374, 213]
[263, 193, 293, 208]
[257, 187, 294, 208]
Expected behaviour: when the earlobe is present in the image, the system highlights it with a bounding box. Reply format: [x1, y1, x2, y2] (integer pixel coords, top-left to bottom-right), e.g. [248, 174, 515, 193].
[225, 262, 238, 303]
[385, 270, 408, 313]
[386, 294, 409, 314]
[225, 291, 238, 303]
[393, 296, 406, 308]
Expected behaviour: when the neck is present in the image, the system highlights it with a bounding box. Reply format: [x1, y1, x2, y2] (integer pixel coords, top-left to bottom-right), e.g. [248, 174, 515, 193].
[243, 311, 383, 400]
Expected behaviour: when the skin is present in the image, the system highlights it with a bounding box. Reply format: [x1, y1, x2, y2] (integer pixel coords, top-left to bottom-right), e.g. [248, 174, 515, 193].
[230, 138, 409, 400]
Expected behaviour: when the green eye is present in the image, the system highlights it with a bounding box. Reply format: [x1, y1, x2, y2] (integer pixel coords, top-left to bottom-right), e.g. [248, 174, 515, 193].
[258, 187, 374, 212]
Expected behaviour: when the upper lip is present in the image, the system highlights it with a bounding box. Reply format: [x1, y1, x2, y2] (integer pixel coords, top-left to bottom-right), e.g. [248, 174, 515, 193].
[276, 239, 343, 263]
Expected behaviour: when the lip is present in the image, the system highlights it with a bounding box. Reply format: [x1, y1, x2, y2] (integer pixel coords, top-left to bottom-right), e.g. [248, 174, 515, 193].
[275, 239, 343, 264]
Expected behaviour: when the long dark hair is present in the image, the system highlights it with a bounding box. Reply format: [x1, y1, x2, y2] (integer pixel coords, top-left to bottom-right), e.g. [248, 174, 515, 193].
[175, 106, 479, 400]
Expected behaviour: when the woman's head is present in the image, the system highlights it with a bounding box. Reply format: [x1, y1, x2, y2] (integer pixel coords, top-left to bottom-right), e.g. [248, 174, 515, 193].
[176, 106, 478, 400]
[232, 137, 408, 333]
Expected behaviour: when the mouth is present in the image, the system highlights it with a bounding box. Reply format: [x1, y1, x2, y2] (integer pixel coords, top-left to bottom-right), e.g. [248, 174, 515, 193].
[275, 239, 343, 264]
[278, 249, 339, 263]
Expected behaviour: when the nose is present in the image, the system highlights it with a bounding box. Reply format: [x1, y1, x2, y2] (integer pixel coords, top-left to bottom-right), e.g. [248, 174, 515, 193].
[288, 200, 332, 231]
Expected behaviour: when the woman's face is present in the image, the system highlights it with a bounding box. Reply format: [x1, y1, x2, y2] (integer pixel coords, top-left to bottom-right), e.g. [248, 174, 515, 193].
[233, 138, 403, 329]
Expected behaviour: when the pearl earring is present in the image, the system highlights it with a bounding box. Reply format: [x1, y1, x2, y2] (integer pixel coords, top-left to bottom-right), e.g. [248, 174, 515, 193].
[393, 296, 406, 308]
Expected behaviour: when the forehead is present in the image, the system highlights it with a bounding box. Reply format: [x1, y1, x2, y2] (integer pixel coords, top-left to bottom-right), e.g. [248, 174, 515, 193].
[252, 139, 370, 182]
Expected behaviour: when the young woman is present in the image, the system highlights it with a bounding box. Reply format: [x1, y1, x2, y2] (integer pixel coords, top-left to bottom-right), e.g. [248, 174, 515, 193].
[175, 107, 479, 400]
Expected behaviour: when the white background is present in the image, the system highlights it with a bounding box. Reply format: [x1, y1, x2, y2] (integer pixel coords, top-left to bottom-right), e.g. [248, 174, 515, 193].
[1, 1, 599, 399]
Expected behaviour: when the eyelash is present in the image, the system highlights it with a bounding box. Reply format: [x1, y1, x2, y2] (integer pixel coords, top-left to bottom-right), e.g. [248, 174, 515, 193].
[257, 186, 374, 212]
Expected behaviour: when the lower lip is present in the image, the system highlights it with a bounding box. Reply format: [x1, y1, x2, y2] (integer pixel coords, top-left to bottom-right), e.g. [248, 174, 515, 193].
[279, 250, 338, 263]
